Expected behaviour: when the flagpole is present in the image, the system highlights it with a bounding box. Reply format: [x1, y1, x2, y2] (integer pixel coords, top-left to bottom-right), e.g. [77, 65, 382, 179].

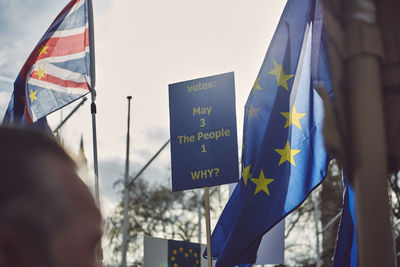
[87, 0, 103, 262]
[53, 97, 87, 133]
[127, 139, 170, 187]
[87, 0, 99, 208]
[204, 187, 212, 267]
[121, 96, 132, 267]
[344, 0, 395, 266]
[198, 189, 202, 244]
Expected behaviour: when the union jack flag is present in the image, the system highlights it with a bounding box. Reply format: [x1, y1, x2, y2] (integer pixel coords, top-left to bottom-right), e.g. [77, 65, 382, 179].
[3, 0, 92, 125]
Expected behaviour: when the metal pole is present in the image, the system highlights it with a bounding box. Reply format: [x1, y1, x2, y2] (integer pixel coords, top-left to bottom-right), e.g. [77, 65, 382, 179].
[204, 187, 212, 267]
[127, 139, 170, 187]
[121, 96, 132, 267]
[198, 190, 202, 244]
[87, 0, 99, 207]
[319, 211, 341, 234]
[53, 97, 87, 133]
[312, 192, 321, 267]
[87, 0, 102, 262]
[346, 0, 395, 266]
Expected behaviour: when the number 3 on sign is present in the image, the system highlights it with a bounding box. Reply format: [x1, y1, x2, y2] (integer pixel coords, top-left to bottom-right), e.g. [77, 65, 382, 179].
[200, 118, 205, 127]
[201, 144, 207, 153]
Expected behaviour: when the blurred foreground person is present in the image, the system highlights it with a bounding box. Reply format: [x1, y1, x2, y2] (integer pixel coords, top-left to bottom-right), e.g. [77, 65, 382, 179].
[0, 127, 102, 267]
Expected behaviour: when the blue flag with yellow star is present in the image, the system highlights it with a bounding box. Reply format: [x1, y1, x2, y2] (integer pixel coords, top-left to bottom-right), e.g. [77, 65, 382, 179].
[168, 239, 201, 267]
[206, 0, 332, 265]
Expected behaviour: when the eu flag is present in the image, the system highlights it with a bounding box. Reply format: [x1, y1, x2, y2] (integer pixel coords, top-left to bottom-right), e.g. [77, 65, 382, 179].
[207, 0, 332, 265]
[333, 179, 358, 267]
[168, 240, 201, 267]
[3, 0, 91, 126]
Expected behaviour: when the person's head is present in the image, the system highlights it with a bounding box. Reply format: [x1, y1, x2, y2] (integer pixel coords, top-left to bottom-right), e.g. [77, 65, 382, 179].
[0, 127, 102, 267]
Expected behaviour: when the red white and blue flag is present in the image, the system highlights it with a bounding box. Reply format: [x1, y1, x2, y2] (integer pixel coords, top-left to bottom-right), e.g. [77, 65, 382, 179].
[3, 0, 91, 125]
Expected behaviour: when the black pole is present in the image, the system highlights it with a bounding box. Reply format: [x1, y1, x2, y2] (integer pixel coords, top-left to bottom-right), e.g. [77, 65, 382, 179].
[121, 96, 132, 267]
[128, 139, 170, 187]
[53, 97, 87, 133]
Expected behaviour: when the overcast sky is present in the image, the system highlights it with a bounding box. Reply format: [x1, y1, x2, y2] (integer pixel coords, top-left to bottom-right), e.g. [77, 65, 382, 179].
[0, 0, 286, 262]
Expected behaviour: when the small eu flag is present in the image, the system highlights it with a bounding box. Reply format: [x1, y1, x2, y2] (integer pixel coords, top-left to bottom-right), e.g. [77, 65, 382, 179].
[207, 0, 332, 265]
[168, 239, 201, 267]
[3, 0, 92, 126]
[144, 236, 206, 267]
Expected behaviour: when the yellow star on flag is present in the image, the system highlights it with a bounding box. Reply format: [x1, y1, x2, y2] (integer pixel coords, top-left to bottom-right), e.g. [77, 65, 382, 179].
[39, 45, 49, 56]
[34, 67, 46, 80]
[268, 59, 294, 91]
[242, 164, 251, 186]
[252, 75, 263, 93]
[280, 105, 306, 129]
[274, 140, 301, 166]
[251, 170, 274, 195]
[29, 90, 37, 102]
[247, 105, 261, 120]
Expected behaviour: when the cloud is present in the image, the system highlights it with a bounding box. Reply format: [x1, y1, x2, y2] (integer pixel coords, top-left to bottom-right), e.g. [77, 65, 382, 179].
[0, 75, 13, 84]
[143, 126, 169, 142]
[0, 51, 6, 68]
[0, 91, 10, 104]
[93, 155, 169, 211]
[0, 91, 10, 119]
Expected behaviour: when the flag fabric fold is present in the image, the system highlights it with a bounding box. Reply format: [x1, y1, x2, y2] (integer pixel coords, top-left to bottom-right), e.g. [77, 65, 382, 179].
[3, 0, 91, 126]
[333, 178, 358, 267]
[206, 0, 332, 265]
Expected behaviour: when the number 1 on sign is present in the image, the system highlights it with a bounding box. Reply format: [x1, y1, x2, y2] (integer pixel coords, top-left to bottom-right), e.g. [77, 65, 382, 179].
[201, 144, 207, 153]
